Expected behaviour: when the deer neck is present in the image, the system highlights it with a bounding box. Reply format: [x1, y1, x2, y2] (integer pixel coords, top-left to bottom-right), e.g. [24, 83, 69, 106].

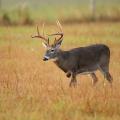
[55, 49, 64, 61]
[53, 49, 69, 72]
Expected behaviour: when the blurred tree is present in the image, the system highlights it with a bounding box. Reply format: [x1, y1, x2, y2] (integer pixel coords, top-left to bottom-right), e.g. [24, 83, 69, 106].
[90, 0, 96, 20]
[0, 0, 1, 10]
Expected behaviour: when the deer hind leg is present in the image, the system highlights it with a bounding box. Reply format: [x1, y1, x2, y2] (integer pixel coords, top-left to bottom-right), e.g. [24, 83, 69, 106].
[69, 73, 77, 87]
[90, 73, 98, 85]
[99, 65, 113, 84]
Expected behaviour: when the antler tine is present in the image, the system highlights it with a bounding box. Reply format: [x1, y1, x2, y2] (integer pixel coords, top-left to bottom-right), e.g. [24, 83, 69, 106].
[54, 37, 57, 44]
[48, 20, 64, 44]
[37, 26, 40, 36]
[42, 23, 45, 36]
[56, 20, 63, 33]
[32, 25, 49, 45]
[54, 20, 63, 44]
[41, 23, 50, 44]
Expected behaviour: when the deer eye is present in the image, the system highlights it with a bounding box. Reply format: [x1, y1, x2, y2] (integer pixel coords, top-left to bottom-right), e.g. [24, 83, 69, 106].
[51, 49, 54, 52]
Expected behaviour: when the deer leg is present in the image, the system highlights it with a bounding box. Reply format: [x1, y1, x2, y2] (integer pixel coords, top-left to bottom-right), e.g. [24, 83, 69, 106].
[90, 73, 98, 85]
[105, 72, 113, 82]
[99, 65, 113, 84]
[69, 73, 77, 87]
[103, 72, 113, 84]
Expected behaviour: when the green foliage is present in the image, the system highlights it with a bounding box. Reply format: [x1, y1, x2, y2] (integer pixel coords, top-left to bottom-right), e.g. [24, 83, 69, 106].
[1, 12, 12, 25]
[0, 6, 33, 25]
[0, 0, 120, 24]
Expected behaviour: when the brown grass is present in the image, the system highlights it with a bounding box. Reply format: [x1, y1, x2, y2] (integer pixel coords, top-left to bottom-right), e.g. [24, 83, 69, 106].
[0, 23, 120, 120]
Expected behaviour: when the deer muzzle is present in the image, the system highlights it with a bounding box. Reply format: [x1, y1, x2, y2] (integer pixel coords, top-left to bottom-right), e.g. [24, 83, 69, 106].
[43, 56, 50, 61]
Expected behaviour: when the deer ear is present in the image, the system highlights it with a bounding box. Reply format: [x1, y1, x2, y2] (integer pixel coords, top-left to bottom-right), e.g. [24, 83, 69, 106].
[42, 42, 48, 48]
[55, 40, 62, 49]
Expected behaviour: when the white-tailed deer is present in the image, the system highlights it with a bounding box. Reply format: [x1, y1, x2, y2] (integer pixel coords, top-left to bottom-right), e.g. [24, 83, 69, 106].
[32, 21, 113, 87]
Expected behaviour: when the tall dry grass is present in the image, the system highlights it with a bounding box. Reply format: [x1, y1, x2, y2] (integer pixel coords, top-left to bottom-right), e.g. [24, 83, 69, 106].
[0, 23, 120, 120]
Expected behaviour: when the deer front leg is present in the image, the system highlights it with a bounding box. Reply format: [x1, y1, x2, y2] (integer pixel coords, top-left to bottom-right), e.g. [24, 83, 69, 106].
[90, 73, 98, 85]
[69, 73, 77, 87]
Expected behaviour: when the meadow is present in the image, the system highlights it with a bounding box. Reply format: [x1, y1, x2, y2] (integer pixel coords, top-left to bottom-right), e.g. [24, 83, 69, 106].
[0, 22, 120, 120]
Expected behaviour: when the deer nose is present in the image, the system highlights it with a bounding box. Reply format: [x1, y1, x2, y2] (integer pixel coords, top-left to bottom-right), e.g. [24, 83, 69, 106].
[43, 56, 49, 61]
[43, 57, 48, 61]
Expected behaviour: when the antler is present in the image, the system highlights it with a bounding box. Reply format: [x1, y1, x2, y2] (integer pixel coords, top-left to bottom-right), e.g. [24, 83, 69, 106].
[31, 24, 49, 45]
[49, 20, 63, 44]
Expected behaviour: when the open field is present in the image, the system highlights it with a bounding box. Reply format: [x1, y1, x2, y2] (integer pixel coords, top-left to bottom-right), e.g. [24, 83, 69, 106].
[0, 22, 120, 120]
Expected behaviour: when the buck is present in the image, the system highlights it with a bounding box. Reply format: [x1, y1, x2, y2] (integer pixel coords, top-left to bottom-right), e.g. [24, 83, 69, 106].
[32, 21, 113, 87]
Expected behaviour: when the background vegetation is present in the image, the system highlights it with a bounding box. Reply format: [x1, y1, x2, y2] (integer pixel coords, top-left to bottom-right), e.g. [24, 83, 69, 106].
[0, 0, 120, 25]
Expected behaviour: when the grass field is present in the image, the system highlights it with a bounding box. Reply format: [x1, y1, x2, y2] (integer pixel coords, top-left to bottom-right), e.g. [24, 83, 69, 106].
[0, 22, 120, 120]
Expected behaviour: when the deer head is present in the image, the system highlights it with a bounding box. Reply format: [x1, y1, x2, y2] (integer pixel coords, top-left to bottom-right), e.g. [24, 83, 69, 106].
[32, 21, 64, 61]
